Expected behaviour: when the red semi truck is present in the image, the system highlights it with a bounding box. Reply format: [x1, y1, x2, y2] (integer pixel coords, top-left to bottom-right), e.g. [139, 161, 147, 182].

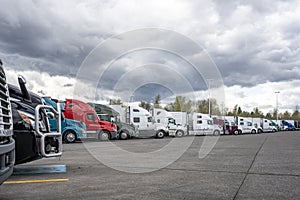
[64, 99, 118, 140]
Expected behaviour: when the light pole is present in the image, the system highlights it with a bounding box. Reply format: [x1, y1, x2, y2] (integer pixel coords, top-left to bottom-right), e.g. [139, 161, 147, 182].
[275, 91, 280, 125]
[207, 79, 213, 117]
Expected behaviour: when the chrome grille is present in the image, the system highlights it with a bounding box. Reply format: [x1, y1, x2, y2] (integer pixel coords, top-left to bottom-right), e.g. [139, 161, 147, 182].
[0, 65, 13, 133]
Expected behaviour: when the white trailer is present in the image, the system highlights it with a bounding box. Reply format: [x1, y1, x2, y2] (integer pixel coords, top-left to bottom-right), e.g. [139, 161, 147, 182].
[237, 117, 257, 134]
[125, 106, 168, 138]
[151, 108, 187, 137]
[187, 112, 222, 135]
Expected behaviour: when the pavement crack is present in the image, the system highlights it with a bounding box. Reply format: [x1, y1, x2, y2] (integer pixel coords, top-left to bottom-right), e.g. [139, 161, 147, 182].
[232, 134, 269, 200]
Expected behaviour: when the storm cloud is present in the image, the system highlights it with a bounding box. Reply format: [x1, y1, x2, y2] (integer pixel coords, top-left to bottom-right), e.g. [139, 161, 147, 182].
[0, 0, 299, 113]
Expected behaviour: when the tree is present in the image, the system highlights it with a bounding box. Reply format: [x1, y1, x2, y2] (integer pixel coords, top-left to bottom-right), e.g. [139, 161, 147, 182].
[291, 105, 300, 120]
[266, 112, 272, 119]
[154, 94, 161, 109]
[282, 110, 291, 119]
[252, 107, 264, 118]
[237, 107, 242, 115]
[167, 96, 193, 112]
[109, 98, 123, 105]
[139, 101, 151, 111]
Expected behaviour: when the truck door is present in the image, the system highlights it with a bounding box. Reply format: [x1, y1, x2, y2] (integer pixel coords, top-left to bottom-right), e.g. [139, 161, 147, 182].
[85, 112, 99, 131]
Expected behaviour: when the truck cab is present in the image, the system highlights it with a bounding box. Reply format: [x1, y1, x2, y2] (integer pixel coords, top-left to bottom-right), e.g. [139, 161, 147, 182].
[282, 120, 296, 131]
[126, 106, 167, 138]
[43, 97, 87, 143]
[224, 116, 239, 135]
[187, 113, 222, 135]
[64, 99, 117, 140]
[151, 108, 186, 137]
[89, 103, 138, 140]
[237, 117, 257, 134]
[8, 77, 62, 165]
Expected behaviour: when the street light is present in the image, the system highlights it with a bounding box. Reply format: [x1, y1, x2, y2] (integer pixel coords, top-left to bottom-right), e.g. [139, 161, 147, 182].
[207, 79, 213, 117]
[275, 91, 280, 125]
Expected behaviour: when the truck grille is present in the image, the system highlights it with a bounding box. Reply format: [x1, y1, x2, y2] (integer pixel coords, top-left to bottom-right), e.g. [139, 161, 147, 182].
[0, 65, 13, 133]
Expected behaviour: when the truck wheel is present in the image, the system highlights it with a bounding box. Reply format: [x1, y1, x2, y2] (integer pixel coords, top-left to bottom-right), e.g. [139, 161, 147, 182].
[213, 130, 220, 136]
[251, 129, 256, 134]
[120, 131, 128, 140]
[64, 131, 76, 143]
[233, 130, 239, 135]
[156, 131, 165, 139]
[176, 130, 184, 137]
[99, 131, 110, 141]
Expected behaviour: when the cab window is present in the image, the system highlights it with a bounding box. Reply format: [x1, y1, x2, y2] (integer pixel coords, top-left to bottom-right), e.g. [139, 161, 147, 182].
[87, 113, 96, 121]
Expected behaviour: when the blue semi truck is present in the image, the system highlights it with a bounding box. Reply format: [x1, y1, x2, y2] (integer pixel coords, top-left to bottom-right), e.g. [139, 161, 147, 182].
[42, 97, 87, 143]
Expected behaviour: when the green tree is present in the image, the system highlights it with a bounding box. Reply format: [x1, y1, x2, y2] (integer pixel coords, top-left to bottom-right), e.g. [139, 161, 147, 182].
[168, 96, 192, 112]
[109, 98, 123, 105]
[291, 105, 300, 120]
[154, 94, 161, 108]
[139, 101, 151, 111]
[282, 110, 291, 119]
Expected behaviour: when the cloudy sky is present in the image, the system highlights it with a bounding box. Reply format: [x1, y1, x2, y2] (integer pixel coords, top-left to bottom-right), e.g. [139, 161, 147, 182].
[0, 0, 299, 114]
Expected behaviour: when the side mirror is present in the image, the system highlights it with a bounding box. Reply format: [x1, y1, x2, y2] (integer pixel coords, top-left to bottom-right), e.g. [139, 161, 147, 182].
[18, 74, 31, 102]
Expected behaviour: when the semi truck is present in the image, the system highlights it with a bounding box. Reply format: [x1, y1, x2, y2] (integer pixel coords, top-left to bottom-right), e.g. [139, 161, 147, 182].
[282, 120, 296, 131]
[8, 79, 63, 165]
[151, 108, 187, 137]
[64, 99, 117, 140]
[43, 97, 87, 143]
[236, 117, 257, 134]
[252, 118, 277, 133]
[88, 103, 137, 140]
[187, 113, 222, 135]
[125, 106, 168, 138]
[0, 60, 14, 184]
[224, 116, 239, 135]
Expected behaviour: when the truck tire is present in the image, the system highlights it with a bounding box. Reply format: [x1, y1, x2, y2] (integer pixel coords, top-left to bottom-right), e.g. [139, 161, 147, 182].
[233, 130, 239, 135]
[120, 131, 128, 140]
[64, 130, 76, 143]
[176, 130, 184, 137]
[99, 131, 110, 141]
[213, 130, 220, 136]
[251, 129, 256, 134]
[156, 131, 165, 139]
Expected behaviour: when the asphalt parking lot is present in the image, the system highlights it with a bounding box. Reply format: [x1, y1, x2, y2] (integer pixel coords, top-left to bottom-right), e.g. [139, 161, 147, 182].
[1, 131, 299, 200]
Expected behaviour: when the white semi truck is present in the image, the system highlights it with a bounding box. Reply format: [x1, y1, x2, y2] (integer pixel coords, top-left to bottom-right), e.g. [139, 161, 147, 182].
[187, 112, 222, 135]
[125, 106, 168, 138]
[151, 108, 187, 137]
[237, 117, 257, 134]
[252, 118, 277, 133]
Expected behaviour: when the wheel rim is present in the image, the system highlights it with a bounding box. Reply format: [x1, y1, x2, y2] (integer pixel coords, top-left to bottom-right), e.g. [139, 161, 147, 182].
[121, 132, 127, 139]
[66, 132, 75, 142]
[101, 132, 109, 140]
[157, 132, 164, 138]
[177, 131, 183, 137]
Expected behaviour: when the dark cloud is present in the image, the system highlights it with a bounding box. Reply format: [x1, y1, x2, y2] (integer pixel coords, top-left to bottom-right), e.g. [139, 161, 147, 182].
[0, 0, 299, 104]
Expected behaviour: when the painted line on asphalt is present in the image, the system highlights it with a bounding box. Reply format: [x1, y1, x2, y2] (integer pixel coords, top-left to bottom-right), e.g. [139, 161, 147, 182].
[3, 178, 69, 185]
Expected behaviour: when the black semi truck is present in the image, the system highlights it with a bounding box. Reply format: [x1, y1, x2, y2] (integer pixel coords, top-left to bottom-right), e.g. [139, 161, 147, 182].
[0, 60, 62, 184]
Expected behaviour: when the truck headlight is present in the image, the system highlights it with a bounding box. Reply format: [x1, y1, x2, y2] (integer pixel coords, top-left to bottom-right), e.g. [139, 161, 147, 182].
[17, 110, 47, 132]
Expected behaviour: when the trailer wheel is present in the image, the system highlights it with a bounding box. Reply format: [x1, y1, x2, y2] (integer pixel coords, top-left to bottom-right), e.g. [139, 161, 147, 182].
[213, 130, 220, 136]
[176, 130, 184, 137]
[99, 131, 110, 141]
[156, 131, 165, 139]
[64, 130, 76, 143]
[120, 131, 128, 140]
